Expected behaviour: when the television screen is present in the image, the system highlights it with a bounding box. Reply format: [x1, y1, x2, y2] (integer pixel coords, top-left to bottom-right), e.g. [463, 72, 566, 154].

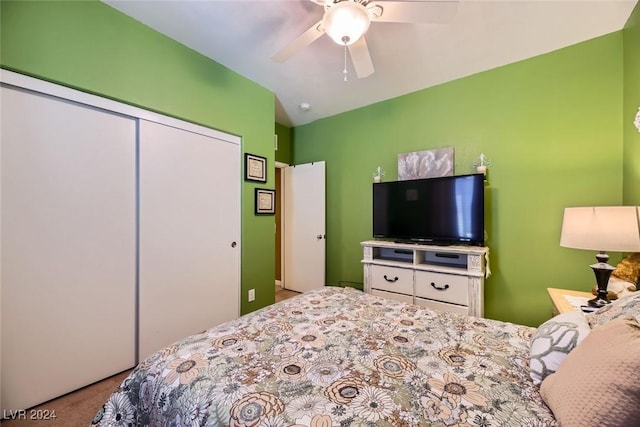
[372, 174, 484, 246]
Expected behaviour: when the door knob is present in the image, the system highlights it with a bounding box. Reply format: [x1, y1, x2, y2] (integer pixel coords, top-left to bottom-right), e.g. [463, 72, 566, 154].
[316, 234, 326, 240]
[231, 241, 237, 248]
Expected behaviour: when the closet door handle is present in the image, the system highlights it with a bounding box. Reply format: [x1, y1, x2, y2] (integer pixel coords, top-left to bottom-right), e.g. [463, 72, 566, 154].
[384, 275, 399, 283]
[431, 282, 450, 291]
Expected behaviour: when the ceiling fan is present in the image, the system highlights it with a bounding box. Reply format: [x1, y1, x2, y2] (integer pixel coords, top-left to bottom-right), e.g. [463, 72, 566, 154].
[272, 0, 459, 80]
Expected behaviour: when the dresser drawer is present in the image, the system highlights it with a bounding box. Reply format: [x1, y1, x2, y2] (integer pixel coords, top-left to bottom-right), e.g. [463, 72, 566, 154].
[415, 271, 468, 306]
[414, 297, 469, 315]
[371, 289, 414, 304]
[370, 265, 413, 295]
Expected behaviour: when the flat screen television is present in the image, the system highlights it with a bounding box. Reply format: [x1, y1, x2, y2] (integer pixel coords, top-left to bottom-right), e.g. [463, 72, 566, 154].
[372, 174, 485, 246]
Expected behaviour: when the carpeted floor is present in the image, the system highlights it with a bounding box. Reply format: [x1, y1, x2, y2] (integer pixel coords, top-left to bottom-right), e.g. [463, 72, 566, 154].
[1, 369, 131, 427]
[275, 287, 300, 302]
[2, 288, 300, 426]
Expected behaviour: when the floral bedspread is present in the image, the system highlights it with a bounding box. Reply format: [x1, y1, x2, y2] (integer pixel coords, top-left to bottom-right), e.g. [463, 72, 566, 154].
[92, 287, 555, 426]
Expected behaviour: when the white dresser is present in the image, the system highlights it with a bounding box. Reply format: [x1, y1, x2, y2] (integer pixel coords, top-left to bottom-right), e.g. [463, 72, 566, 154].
[361, 240, 489, 317]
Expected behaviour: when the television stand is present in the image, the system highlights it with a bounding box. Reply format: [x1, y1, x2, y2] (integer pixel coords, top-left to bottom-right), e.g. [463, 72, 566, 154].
[361, 240, 489, 317]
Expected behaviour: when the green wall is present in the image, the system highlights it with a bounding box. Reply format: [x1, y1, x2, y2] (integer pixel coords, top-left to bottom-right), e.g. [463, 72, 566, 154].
[293, 33, 625, 327]
[623, 3, 640, 205]
[0, 0, 276, 314]
[275, 122, 292, 165]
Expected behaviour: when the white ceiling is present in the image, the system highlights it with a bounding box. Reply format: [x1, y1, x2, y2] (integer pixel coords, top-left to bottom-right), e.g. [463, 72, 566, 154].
[103, 0, 637, 127]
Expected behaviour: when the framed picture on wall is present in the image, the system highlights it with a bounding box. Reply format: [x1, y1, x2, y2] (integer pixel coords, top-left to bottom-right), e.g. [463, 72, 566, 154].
[397, 147, 454, 180]
[255, 188, 275, 215]
[245, 153, 267, 183]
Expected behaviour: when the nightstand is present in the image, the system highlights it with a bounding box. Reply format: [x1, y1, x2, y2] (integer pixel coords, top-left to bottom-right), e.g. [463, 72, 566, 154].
[547, 288, 594, 315]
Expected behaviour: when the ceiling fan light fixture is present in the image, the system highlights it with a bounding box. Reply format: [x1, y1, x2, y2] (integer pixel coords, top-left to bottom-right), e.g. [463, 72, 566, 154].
[323, 1, 370, 46]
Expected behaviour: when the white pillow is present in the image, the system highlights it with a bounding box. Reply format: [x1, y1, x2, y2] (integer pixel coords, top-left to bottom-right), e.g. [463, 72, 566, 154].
[529, 311, 591, 385]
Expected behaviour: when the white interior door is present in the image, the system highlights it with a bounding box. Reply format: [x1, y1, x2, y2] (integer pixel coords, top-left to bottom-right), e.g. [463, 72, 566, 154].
[138, 120, 240, 360]
[1, 86, 136, 411]
[283, 161, 326, 293]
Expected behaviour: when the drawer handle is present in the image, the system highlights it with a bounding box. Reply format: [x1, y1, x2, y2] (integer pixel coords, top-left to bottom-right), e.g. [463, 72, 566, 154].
[431, 282, 450, 291]
[383, 275, 399, 283]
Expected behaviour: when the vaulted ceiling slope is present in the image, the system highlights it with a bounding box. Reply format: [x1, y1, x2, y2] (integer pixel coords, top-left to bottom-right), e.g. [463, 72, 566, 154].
[103, 0, 637, 127]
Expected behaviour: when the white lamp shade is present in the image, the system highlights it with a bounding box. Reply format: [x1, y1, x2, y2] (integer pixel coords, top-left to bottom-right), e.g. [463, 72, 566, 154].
[323, 1, 370, 46]
[560, 206, 640, 252]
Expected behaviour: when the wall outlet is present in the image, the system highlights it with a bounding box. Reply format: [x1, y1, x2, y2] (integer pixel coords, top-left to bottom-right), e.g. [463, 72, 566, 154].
[248, 289, 255, 302]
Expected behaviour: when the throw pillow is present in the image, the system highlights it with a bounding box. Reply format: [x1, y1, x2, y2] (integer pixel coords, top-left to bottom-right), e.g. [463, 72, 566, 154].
[540, 316, 640, 427]
[529, 311, 591, 385]
[612, 252, 640, 284]
[585, 289, 640, 328]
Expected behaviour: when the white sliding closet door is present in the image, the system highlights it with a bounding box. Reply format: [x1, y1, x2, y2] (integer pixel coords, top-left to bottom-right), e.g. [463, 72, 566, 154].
[1, 86, 136, 411]
[138, 120, 240, 359]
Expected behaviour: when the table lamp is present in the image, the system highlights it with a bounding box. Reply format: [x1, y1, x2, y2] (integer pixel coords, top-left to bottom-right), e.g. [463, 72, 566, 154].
[560, 206, 640, 307]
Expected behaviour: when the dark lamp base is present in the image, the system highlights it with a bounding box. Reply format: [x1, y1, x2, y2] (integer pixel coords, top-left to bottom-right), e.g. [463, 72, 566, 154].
[588, 251, 615, 308]
[587, 295, 610, 308]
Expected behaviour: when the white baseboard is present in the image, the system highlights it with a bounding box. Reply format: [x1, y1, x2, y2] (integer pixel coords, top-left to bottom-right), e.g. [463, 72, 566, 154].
[275, 280, 282, 290]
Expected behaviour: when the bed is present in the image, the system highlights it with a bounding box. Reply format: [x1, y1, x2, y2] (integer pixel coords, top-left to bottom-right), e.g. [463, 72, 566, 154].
[91, 285, 640, 426]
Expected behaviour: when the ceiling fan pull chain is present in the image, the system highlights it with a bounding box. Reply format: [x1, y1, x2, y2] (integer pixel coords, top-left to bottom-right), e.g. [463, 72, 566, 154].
[343, 42, 348, 82]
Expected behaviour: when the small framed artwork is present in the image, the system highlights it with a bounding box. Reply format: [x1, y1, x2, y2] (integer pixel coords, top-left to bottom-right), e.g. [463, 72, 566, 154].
[245, 153, 267, 183]
[255, 188, 276, 215]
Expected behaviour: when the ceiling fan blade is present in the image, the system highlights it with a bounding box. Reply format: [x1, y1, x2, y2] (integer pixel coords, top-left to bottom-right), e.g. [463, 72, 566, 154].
[368, 1, 458, 24]
[348, 36, 374, 79]
[272, 20, 324, 63]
